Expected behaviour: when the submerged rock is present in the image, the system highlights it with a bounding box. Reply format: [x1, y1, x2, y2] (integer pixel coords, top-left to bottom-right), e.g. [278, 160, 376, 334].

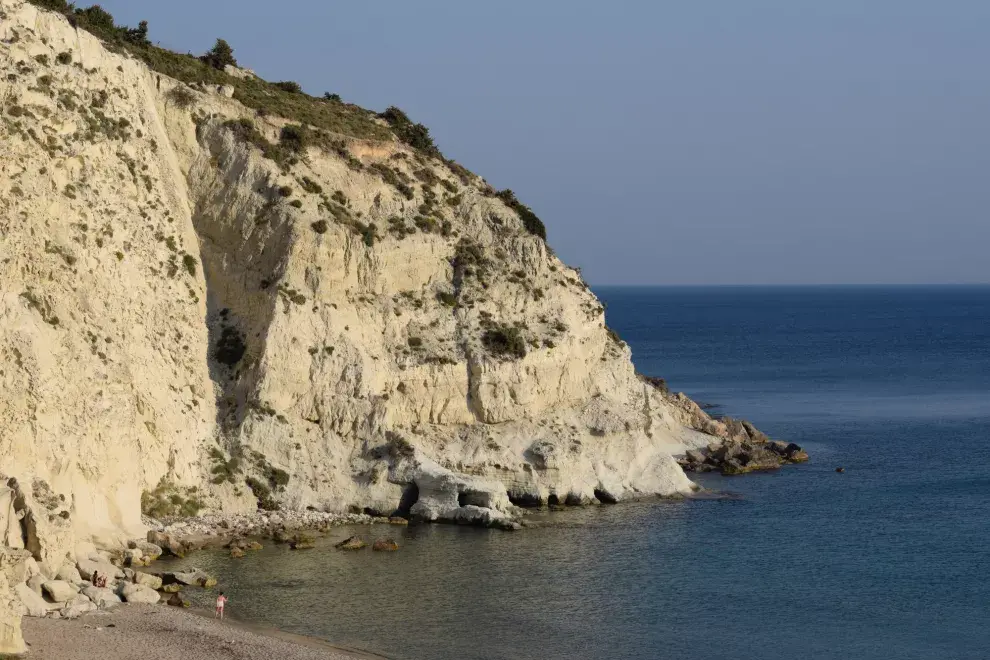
[372, 538, 399, 552]
[334, 536, 366, 551]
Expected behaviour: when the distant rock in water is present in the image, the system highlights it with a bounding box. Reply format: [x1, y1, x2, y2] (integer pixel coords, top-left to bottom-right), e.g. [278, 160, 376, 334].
[678, 419, 809, 475]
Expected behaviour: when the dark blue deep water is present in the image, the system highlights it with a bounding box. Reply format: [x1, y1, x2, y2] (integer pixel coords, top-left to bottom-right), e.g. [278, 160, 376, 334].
[165, 286, 990, 660]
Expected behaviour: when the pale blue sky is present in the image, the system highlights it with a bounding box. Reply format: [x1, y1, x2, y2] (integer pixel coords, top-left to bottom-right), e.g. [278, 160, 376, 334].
[100, 0, 989, 285]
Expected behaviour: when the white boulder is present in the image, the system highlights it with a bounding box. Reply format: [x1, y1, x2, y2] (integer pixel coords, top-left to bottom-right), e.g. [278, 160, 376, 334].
[42, 580, 78, 603]
[118, 583, 160, 604]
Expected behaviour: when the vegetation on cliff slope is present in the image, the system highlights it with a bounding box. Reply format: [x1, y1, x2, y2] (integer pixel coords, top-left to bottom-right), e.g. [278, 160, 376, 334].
[24, 0, 551, 241]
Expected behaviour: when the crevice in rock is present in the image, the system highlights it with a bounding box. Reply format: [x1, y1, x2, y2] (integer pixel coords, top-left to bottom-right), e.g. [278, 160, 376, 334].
[594, 488, 618, 505]
[507, 491, 543, 508]
[547, 494, 560, 507]
[394, 482, 419, 517]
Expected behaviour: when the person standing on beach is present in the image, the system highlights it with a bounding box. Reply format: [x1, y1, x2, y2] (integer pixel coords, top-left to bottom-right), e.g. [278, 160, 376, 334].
[215, 592, 228, 620]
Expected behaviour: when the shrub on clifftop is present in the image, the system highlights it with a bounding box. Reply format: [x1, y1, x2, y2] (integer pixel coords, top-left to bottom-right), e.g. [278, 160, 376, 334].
[201, 38, 237, 70]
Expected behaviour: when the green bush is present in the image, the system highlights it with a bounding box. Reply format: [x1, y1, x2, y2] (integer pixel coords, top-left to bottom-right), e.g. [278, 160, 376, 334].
[311, 219, 328, 234]
[482, 325, 527, 360]
[323, 92, 341, 102]
[300, 176, 323, 194]
[166, 86, 196, 109]
[56, 51, 73, 64]
[279, 124, 309, 152]
[277, 185, 292, 197]
[378, 106, 439, 156]
[201, 38, 236, 70]
[273, 81, 302, 94]
[496, 189, 546, 241]
[182, 254, 197, 276]
[74, 4, 115, 32]
[141, 480, 203, 519]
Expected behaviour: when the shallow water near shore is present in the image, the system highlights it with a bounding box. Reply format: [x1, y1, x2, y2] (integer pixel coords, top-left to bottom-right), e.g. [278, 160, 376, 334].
[161, 286, 990, 660]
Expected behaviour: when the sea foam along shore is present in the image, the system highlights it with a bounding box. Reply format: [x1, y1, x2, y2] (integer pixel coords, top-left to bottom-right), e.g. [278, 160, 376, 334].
[21, 603, 386, 660]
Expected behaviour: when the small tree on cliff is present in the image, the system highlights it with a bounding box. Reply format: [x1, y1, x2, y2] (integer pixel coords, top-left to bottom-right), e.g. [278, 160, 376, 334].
[202, 38, 237, 70]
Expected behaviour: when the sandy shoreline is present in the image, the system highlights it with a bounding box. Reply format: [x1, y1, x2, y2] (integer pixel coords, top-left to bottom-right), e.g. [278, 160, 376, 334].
[20, 604, 388, 660]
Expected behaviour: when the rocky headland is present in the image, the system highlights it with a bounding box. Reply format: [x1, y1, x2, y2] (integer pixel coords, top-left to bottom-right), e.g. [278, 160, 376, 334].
[0, 0, 806, 652]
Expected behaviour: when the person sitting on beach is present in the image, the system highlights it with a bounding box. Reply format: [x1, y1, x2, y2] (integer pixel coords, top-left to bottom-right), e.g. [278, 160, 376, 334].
[215, 592, 228, 620]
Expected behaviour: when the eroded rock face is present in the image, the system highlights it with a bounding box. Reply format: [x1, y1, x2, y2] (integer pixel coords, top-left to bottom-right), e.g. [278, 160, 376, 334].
[0, 547, 31, 654]
[0, 0, 745, 551]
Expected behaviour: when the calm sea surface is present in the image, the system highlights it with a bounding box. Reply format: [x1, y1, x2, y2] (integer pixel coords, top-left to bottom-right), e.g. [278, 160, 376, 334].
[162, 286, 990, 660]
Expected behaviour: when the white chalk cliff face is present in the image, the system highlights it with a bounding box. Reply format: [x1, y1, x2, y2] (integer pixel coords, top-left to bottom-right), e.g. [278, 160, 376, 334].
[0, 0, 736, 572]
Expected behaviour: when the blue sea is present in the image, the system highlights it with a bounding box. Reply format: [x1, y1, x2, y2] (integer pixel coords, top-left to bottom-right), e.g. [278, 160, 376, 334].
[164, 286, 990, 660]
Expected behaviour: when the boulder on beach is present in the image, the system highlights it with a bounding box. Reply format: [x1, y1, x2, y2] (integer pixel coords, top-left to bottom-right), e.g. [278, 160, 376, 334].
[81, 585, 121, 609]
[132, 571, 163, 590]
[55, 562, 83, 584]
[334, 536, 366, 550]
[42, 580, 79, 603]
[26, 574, 46, 595]
[128, 540, 164, 561]
[147, 531, 186, 558]
[118, 583, 161, 604]
[123, 548, 145, 566]
[15, 582, 55, 618]
[77, 557, 124, 581]
[388, 517, 409, 526]
[60, 594, 97, 619]
[166, 592, 190, 608]
[372, 538, 399, 552]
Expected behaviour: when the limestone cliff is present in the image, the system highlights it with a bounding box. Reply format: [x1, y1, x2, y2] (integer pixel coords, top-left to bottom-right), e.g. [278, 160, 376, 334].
[0, 0, 754, 573]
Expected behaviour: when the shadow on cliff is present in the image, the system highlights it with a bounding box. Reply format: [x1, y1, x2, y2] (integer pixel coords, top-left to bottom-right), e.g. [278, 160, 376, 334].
[188, 122, 296, 440]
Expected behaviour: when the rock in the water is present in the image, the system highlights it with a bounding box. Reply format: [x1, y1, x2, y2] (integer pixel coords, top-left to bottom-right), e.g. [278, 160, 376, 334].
[680, 436, 808, 475]
[245, 541, 263, 551]
[158, 569, 215, 588]
[42, 580, 79, 603]
[289, 533, 316, 550]
[388, 517, 409, 526]
[334, 536, 366, 550]
[118, 583, 160, 604]
[372, 538, 399, 552]
[161, 583, 182, 594]
[230, 547, 246, 558]
[81, 586, 121, 609]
